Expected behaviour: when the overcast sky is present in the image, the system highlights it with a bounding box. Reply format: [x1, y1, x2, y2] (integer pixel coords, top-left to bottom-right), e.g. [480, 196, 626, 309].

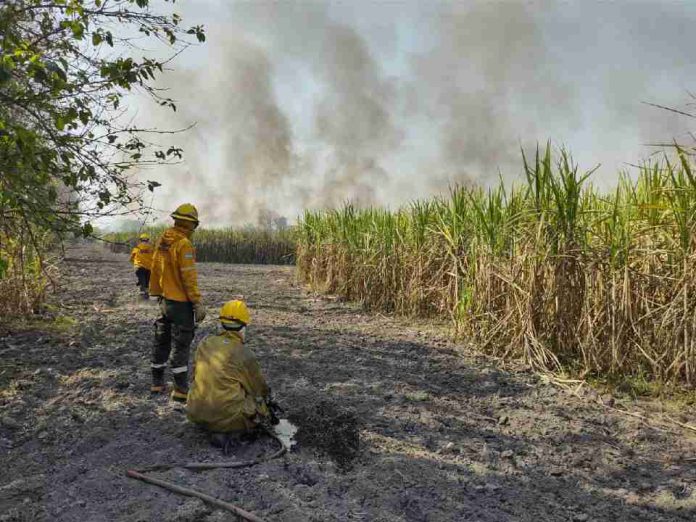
[129, 0, 696, 227]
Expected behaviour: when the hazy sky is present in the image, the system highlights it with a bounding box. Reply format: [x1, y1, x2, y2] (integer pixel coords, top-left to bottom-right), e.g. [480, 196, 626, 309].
[130, 0, 696, 227]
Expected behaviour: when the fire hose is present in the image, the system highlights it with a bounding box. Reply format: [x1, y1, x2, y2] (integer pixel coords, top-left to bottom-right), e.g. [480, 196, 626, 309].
[126, 428, 287, 522]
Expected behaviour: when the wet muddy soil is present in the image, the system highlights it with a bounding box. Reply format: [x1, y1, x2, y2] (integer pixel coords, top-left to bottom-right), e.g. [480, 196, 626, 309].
[1, 243, 695, 521]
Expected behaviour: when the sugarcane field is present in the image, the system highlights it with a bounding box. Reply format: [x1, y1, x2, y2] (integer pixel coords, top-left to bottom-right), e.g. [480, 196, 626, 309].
[3, 1, 696, 521]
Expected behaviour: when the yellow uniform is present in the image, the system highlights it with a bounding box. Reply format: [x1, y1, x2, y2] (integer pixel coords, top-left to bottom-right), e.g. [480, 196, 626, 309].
[187, 331, 270, 432]
[149, 226, 201, 304]
[149, 204, 204, 401]
[129, 241, 153, 270]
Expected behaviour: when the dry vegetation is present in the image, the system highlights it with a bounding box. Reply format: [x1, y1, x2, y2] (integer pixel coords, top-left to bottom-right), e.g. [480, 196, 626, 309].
[297, 146, 696, 389]
[0, 228, 57, 316]
[193, 228, 295, 264]
[105, 226, 296, 265]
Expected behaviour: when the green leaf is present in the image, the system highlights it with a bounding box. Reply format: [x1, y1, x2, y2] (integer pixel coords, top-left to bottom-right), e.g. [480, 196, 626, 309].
[0, 66, 11, 84]
[79, 110, 91, 125]
[71, 21, 85, 40]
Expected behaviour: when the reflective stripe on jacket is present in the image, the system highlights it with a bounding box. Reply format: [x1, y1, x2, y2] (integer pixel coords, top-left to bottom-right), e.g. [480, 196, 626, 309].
[129, 242, 153, 270]
[187, 331, 270, 432]
[149, 226, 201, 303]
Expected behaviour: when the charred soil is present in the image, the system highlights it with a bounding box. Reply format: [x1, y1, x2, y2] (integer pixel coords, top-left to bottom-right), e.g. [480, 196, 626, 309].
[1, 243, 695, 521]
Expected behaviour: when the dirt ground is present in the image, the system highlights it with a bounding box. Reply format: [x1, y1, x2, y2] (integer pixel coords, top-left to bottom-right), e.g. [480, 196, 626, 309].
[1, 243, 696, 522]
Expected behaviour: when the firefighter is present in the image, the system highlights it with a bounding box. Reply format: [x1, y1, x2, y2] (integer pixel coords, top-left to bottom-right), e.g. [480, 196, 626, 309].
[149, 203, 207, 403]
[187, 300, 279, 443]
[129, 233, 153, 300]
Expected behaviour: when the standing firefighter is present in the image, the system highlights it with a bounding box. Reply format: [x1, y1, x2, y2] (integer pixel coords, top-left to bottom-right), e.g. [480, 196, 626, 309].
[149, 203, 207, 402]
[188, 300, 280, 447]
[129, 233, 153, 300]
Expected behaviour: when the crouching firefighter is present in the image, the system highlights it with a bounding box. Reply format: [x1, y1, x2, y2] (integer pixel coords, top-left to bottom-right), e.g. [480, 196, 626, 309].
[187, 300, 281, 449]
[129, 233, 153, 300]
[149, 203, 207, 402]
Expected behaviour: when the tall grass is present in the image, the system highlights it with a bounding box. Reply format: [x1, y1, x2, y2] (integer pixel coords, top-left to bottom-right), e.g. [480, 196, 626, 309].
[297, 145, 696, 387]
[106, 226, 295, 265]
[0, 226, 56, 315]
[194, 228, 295, 264]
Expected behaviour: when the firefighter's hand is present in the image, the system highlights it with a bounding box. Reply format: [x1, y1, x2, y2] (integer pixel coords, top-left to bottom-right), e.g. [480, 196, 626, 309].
[158, 297, 167, 317]
[194, 302, 207, 323]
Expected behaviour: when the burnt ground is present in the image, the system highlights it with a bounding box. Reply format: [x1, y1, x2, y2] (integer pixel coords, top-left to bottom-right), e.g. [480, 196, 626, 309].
[1, 243, 696, 522]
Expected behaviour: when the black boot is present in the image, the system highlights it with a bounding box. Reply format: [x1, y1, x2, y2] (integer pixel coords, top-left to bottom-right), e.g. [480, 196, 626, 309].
[151, 367, 166, 394]
[171, 372, 189, 403]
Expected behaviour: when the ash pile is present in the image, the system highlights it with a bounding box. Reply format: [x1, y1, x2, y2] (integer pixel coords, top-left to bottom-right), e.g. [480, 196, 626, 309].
[290, 399, 360, 470]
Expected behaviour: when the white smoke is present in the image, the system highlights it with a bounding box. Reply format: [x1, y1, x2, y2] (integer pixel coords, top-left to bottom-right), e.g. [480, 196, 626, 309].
[135, 0, 696, 225]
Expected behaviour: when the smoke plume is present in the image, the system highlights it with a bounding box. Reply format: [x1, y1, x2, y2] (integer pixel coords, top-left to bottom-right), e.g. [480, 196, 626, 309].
[135, 0, 696, 226]
[412, 1, 575, 186]
[312, 23, 401, 207]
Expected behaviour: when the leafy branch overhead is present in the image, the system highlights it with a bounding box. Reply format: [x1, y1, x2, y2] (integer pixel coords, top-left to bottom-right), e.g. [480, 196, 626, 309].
[0, 0, 205, 237]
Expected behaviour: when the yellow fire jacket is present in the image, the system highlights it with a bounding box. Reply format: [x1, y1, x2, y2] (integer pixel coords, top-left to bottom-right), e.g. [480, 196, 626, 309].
[129, 242, 153, 270]
[149, 226, 201, 303]
[187, 331, 270, 432]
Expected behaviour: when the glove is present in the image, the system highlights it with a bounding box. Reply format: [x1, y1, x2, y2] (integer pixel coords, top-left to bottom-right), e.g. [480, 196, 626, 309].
[158, 297, 167, 317]
[268, 408, 280, 426]
[193, 302, 207, 323]
[266, 396, 283, 426]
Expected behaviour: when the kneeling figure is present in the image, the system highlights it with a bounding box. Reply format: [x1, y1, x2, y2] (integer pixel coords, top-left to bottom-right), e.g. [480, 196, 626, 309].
[187, 300, 272, 433]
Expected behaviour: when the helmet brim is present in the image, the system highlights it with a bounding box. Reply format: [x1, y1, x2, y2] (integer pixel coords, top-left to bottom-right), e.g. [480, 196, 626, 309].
[219, 317, 249, 327]
[171, 212, 199, 223]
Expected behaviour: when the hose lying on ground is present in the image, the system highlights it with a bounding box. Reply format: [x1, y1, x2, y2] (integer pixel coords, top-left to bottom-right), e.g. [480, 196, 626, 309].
[126, 429, 286, 522]
[126, 469, 268, 522]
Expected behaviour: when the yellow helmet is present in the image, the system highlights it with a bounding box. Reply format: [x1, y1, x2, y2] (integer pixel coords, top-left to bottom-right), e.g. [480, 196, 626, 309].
[139, 233, 150, 241]
[219, 300, 251, 327]
[171, 203, 199, 224]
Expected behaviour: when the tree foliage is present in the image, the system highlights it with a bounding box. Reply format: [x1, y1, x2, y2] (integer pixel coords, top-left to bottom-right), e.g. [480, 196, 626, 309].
[0, 0, 205, 240]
